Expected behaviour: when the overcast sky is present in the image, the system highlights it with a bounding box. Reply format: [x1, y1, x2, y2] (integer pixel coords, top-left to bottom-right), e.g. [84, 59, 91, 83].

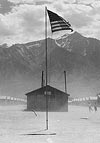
[0, 0, 100, 46]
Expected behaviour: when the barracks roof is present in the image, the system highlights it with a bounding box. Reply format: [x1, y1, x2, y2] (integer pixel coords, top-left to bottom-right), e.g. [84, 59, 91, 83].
[25, 85, 70, 96]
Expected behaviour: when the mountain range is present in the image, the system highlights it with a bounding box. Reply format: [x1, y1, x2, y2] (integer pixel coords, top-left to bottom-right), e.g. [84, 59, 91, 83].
[0, 31, 100, 98]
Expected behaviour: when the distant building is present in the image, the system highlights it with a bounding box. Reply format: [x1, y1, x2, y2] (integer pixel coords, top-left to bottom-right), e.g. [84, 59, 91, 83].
[25, 85, 70, 112]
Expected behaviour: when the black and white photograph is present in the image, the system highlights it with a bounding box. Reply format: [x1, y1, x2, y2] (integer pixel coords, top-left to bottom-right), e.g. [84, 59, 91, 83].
[0, 0, 100, 142]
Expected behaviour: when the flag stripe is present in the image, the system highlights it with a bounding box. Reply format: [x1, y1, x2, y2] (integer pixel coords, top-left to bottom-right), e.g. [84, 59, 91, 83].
[51, 23, 70, 28]
[52, 26, 71, 30]
[51, 20, 69, 25]
[51, 21, 71, 27]
[52, 27, 73, 32]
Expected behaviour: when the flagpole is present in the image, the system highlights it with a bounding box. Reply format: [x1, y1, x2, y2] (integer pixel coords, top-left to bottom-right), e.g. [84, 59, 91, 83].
[45, 6, 48, 130]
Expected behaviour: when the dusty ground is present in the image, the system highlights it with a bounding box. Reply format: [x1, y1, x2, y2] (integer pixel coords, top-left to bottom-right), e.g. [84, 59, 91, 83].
[0, 105, 100, 143]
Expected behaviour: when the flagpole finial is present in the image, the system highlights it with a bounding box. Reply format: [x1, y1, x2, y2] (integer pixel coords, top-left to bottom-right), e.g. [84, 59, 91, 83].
[45, 6, 47, 10]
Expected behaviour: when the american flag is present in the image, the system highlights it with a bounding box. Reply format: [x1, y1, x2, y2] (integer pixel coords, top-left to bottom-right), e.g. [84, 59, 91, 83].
[47, 9, 73, 33]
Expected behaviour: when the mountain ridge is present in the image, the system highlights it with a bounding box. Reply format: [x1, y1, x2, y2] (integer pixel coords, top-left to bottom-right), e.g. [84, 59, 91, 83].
[0, 31, 100, 98]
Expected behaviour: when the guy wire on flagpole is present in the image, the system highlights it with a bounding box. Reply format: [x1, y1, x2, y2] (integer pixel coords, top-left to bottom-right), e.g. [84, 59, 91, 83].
[45, 6, 48, 130]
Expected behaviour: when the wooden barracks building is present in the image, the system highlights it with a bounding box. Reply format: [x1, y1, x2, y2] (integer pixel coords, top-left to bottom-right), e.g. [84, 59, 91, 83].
[25, 85, 70, 112]
[25, 71, 70, 112]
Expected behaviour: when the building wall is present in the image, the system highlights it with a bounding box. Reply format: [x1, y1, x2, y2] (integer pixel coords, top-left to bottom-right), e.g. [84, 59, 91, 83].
[27, 93, 68, 112]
